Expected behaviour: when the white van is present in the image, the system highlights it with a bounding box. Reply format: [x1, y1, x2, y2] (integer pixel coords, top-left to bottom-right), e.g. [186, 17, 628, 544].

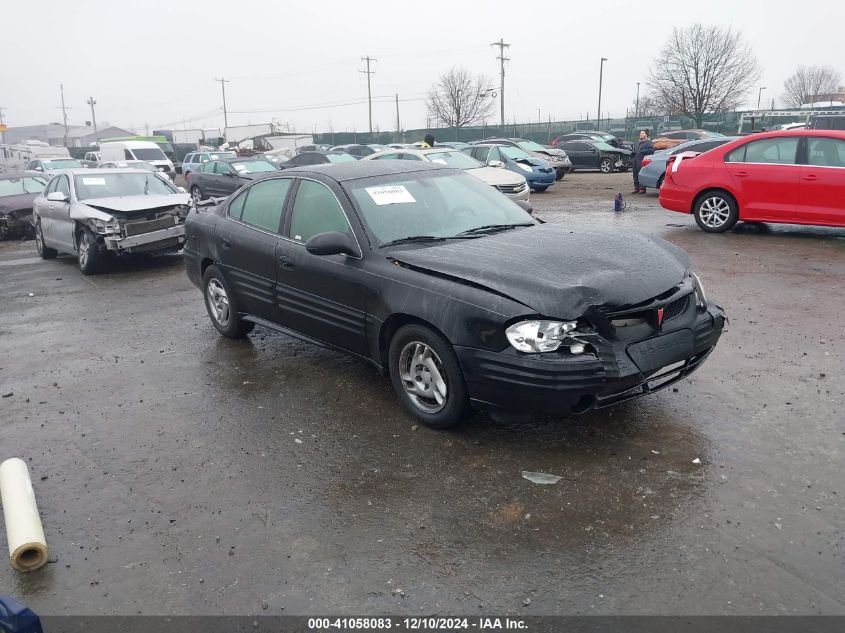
[99, 141, 174, 177]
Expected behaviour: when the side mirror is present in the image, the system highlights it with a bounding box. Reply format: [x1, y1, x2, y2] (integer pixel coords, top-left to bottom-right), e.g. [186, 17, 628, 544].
[47, 191, 68, 202]
[177, 186, 186, 193]
[515, 200, 534, 216]
[305, 231, 358, 257]
[33, 166, 44, 171]
[488, 160, 504, 168]
[224, 171, 235, 177]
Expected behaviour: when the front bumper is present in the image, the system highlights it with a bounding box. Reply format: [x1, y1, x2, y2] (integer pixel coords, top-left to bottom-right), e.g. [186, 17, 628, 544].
[526, 171, 556, 188]
[455, 302, 726, 415]
[0, 213, 33, 239]
[103, 224, 186, 253]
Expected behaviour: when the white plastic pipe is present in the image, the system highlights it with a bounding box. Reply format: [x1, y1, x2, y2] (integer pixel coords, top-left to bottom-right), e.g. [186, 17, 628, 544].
[0, 458, 49, 572]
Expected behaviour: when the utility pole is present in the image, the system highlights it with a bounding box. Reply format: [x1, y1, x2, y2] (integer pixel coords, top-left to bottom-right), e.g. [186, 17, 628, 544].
[360, 56, 376, 134]
[597, 58, 607, 126]
[86, 97, 99, 143]
[635, 82, 640, 117]
[214, 77, 230, 132]
[395, 93, 400, 141]
[491, 38, 510, 128]
[757, 86, 766, 110]
[58, 84, 71, 147]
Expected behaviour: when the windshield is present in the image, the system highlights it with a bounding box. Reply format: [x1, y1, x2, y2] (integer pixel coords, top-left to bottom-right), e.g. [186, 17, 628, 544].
[326, 154, 357, 163]
[0, 177, 46, 196]
[44, 159, 82, 169]
[231, 160, 277, 174]
[126, 162, 156, 171]
[499, 146, 533, 160]
[74, 173, 177, 200]
[348, 171, 534, 246]
[517, 140, 548, 152]
[210, 152, 236, 160]
[131, 148, 167, 161]
[425, 151, 482, 169]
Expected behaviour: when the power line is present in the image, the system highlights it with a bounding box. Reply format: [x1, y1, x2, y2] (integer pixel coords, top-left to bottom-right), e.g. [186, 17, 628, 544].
[360, 56, 376, 134]
[491, 39, 510, 128]
[214, 78, 231, 130]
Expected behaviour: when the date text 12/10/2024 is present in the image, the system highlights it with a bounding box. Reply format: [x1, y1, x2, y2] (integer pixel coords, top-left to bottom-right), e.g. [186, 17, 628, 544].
[307, 617, 528, 630]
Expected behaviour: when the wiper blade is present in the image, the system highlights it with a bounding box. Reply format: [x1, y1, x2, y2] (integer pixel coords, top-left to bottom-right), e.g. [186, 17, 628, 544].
[455, 223, 534, 236]
[379, 235, 447, 248]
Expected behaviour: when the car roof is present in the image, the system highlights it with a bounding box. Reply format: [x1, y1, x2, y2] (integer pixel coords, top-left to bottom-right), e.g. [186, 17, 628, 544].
[282, 160, 451, 182]
[53, 168, 163, 175]
[0, 173, 45, 181]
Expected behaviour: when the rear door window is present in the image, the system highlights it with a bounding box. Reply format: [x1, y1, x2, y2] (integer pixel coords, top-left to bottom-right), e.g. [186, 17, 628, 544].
[238, 178, 292, 233]
[727, 138, 799, 164]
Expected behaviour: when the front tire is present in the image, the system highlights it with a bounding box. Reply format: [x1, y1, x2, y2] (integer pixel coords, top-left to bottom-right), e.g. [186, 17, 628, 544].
[77, 227, 104, 275]
[533, 186, 549, 193]
[693, 191, 738, 233]
[599, 158, 614, 173]
[191, 185, 204, 203]
[202, 265, 255, 338]
[35, 220, 57, 259]
[388, 324, 469, 429]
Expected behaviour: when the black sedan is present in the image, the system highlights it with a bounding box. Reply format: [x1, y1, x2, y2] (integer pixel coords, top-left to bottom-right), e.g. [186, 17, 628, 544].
[278, 152, 357, 169]
[557, 139, 633, 173]
[184, 162, 725, 428]
[0, 174, 47, 239]
[189, 157, 278, 202]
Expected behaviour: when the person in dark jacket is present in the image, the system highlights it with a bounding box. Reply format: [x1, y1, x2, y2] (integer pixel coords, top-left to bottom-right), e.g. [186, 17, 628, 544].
[632, 129, 655, 194]
[421, 134, 436, 148]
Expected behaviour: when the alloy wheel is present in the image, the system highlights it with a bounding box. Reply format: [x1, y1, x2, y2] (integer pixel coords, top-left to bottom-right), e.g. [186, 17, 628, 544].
[78, 232, 90, 268]
[35, 224, 43, 255]
[398, 341, 448, 414]
[191, 187, 202, 203]
[206, 279, 230, 326]
[600, 159, 613, 173]
[699, 196, 731, 229]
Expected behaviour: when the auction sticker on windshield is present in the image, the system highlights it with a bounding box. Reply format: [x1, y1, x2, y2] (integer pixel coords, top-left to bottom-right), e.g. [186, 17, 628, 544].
[82, 177, 106, 185]
[366, 185, 416, 205]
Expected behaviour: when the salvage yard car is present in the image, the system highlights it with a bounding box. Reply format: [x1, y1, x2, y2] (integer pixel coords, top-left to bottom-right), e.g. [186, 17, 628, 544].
[557, 139, 632, 173]
[659, 129, 845, 232]
[184, 162, 725, 428]
[475, 138, 572, 180]
[33, 168, 191, 274]
[0, 174, 46, 239]
[462, 144, 556, 191]
[189, 156, 278, 201]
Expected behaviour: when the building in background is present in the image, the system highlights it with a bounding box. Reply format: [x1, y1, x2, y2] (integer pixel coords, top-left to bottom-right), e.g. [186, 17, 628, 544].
[1, 124, 136, 147]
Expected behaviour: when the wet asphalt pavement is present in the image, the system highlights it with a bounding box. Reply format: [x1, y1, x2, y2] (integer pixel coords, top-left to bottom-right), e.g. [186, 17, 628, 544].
[0, 172, 843, 615]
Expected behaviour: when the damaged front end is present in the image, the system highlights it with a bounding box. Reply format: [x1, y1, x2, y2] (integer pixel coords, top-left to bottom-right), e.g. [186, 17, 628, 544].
[0, 209, 35, 240]
[83, 203, 190, 254]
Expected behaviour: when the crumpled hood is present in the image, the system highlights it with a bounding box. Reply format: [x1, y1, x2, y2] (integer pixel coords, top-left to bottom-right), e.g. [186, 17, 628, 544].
[0, 193, 39, 216]
[80, 194, 190, 214]
[391, 224, 690, 318]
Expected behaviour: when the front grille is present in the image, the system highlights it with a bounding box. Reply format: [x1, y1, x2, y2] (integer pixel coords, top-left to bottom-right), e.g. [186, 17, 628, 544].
[123, 215, 176, 237]
[496, 182, 527, 194]
[662, 294, 690, 322]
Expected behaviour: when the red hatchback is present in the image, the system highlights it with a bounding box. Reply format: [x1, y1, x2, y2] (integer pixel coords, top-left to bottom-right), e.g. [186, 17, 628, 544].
[659, 130, 845, 232]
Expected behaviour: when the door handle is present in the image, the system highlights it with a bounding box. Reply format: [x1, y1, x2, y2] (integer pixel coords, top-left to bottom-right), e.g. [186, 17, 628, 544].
[735, 171, 748, 177]
[278, 255, 295, 270]
[802, 174, 818, 181]
[221, 238, 232, 248]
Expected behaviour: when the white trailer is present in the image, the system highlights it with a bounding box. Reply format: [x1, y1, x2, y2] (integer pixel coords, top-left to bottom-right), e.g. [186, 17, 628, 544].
[0, 141, 70, 174]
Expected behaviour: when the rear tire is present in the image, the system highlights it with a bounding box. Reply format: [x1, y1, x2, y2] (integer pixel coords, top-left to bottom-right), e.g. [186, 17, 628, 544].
[599, 158, 614, 173]
[388, 324, 469, 429]
[693, 191, 739, 233]
[77, 227, 104, 275]
[35, 220, 57, 259]
[202, 265, 255, 338]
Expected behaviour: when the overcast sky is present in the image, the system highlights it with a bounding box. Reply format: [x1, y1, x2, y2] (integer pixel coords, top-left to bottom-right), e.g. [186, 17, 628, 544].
[2, 0, 843, 136]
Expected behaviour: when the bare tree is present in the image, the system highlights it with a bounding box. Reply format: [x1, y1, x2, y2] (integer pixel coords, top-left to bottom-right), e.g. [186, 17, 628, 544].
[630, 93, 664, 117]
[426, 67, 495, 128]
[648, 24, 761, 126]
[782, 66, 842, 108]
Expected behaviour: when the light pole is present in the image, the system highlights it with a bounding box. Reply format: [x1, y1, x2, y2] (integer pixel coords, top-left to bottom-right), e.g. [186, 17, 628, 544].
[597, 57, 608, 127]
[635, 82, 640, 117]
[757, 86, 767, 110]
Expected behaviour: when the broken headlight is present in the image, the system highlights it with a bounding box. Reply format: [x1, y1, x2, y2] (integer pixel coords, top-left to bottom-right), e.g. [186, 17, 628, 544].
[88, 217, 120, 234]
[506, 320, 577, 353]
[690, 271, 707, 310]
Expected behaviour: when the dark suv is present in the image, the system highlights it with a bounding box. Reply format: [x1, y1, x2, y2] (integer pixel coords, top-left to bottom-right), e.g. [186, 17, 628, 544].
[551, 131, 633, 152]
[809, 114, 845, 131]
